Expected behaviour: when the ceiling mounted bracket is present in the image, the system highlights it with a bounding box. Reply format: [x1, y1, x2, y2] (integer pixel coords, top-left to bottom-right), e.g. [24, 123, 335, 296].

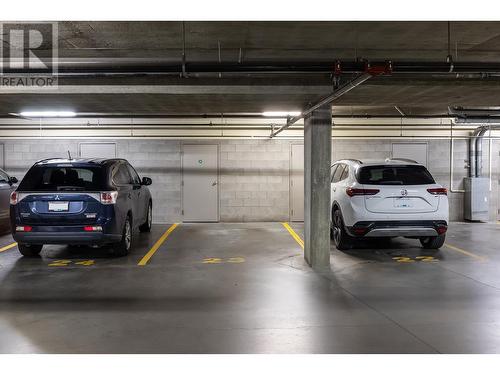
[364, 60, 393, 76]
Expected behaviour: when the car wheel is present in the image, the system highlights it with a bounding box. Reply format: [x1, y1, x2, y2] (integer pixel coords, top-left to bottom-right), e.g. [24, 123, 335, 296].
[419, 234, 446, 249]
[112, 216, 132, 256]
[18, 244, 43, 257]
[139, 202, 152, 233]
[331, 209, 354, 250]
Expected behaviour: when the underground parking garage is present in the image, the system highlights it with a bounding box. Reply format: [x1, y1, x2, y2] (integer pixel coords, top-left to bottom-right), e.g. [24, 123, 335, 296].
[1, 18, 500, 359]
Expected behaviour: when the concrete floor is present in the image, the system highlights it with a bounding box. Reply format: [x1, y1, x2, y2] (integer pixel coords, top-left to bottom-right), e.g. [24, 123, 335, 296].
[0, 221, 499, 353]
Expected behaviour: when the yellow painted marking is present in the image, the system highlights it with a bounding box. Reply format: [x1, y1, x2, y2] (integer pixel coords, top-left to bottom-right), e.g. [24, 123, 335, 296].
[202, 257, 245, 264]
[74, 260, 95, 266]
[281, 222, 304, 250]
[203, 257, 223, 264]
[227, 257, 245, 263]
[444, 243, 486, 261]
[392, 256, 415, 263]
[415, 256, 439, 262]
[137, 223, 179, 266]
[0, 242, 17, 253]
[48, 259, 72, 267]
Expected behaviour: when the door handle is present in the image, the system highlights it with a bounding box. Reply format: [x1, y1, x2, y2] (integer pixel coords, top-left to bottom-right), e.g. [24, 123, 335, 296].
[128, 193, 132, 199]
[333, 187, 336, 192]
[212, 181, 218, 186]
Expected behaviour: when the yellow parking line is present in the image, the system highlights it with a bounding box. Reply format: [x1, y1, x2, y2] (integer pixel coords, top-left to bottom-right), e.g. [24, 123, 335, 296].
[281, 222, 304, 250]
[444, 243, 486, 261]
[137, 223, 179, 266]
[0, 242, 17, 253]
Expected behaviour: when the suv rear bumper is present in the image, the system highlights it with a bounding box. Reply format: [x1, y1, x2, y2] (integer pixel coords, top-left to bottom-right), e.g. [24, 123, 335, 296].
[13, 230, 121, 245]
[346, 220, 448, 238]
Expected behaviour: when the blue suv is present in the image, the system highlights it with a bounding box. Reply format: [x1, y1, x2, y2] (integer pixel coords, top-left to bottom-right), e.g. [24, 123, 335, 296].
[10, 158, 152, 257]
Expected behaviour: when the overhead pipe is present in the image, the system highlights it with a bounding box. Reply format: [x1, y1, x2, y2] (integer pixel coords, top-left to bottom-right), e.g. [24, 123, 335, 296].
[270, 62, 393, 137]
[270, 72, 373, 138]
[5, 60, 500, 77]
[4, 112, 459, 120]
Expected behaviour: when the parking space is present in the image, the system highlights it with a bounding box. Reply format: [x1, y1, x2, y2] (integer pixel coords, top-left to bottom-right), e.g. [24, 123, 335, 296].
[0, 221, 499, 353]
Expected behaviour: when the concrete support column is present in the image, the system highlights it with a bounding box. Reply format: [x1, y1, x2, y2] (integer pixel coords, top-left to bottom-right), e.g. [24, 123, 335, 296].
[304, 105, 332, 272]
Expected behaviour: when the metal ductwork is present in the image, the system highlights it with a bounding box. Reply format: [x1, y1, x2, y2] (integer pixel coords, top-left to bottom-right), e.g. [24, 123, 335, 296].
[462, 123, 500, 222]
[467, 124, 500, 177]
[448, 107, 500, 177]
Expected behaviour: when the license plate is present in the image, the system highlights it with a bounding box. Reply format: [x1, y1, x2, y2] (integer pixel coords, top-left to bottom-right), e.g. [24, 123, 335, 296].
[394, 197, 412, 208]
[48, 201, 69, 212]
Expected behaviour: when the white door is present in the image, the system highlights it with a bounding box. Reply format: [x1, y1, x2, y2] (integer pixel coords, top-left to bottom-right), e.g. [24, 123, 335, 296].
[182, 144, 219, 222]
[290, 144, 304, 221]
[392, 142, 428, 166]
[79, 143, 117, 158]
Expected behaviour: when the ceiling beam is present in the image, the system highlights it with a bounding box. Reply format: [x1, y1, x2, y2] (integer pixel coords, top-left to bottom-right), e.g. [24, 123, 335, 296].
[0, 85, 332, 95]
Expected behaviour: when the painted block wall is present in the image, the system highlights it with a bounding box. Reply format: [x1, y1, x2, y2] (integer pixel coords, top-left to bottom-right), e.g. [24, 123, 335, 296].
[1, 138, 498, 223]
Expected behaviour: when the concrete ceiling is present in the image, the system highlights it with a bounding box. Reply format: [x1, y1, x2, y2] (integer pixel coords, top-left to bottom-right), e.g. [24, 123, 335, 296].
[3, 21, 500, 116]
[55, 21, 500, 61]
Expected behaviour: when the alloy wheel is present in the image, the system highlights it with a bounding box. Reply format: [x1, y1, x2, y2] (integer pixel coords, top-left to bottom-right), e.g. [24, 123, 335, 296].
[333, 211, 342, 245]
[124, 220, 131, 250]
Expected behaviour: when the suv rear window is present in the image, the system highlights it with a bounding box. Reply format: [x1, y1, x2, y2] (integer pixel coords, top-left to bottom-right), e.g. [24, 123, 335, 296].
[357, 165, 435, 185]
[17, 165, 106, 191]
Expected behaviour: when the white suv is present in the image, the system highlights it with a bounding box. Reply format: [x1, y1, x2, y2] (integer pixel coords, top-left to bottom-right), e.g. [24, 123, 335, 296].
[330, 158, 449, 250]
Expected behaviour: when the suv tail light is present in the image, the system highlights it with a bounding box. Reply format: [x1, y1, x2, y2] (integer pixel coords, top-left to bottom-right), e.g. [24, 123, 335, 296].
[346, 187, 380, 197]
[427, 188, 448, 196]
[10, 191, 18, 205]
[16, 225, 32, 232]
[436, 225, 448, 235]
[100, 191, 118, 205]
[84, 226, 103, 232]
[352, 227, 369, 235]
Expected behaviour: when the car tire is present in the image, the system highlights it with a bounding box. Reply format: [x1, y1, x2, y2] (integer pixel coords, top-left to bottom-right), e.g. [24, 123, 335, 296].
[331, 209, 354, 250]
[419, 234, 446, 249]
[112, 216, 132, 256]
[18, 244, 43, 257]
[139, 202, 152, 233]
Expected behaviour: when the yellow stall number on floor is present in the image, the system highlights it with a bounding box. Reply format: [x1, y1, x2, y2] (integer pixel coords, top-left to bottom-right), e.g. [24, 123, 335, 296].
[203, 258, 223, 264]
[74, 260, 95, 266]
[48, 259, 72, 267]
[48, 259, 95, 267]
[392, 256, 438, 263]
[415, 256, 438, 262]
[226, 257, 245, 264]
[202, 257, 245, 264]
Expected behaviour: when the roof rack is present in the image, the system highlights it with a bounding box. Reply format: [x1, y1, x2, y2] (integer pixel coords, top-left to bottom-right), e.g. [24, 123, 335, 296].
[386, 158, 418, 164]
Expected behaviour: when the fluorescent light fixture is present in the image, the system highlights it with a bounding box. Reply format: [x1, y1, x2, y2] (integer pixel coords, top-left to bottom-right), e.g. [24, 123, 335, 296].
[262, 111, 301, 117]
[19, 111, 77, 118]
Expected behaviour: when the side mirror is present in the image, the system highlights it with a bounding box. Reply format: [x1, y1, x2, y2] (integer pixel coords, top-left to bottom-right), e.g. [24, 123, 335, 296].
[141, 177, 152, 186]
[9, 176, 18, 185]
